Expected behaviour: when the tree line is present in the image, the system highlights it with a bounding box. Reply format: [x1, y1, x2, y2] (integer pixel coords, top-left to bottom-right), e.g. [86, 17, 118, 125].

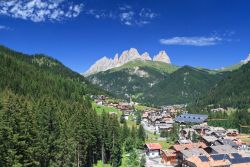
[0, 90, 125, 167]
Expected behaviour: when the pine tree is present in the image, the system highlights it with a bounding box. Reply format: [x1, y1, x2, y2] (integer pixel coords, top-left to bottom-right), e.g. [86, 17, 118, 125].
[136, 125, 146, 149]
[131, 125, 136, 139]
[122, 121, 130, 142]
[35, 97, 61, 166]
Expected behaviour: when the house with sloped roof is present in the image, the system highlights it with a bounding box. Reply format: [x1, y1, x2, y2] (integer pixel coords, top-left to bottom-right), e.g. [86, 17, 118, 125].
[174, 114, 208, 124]
[208, 145, 238, 154]
[183, 153, 250, 167]
[145, 143, 162, 158]
[201, 135, 219, 146]
[180, 148, 209, 160]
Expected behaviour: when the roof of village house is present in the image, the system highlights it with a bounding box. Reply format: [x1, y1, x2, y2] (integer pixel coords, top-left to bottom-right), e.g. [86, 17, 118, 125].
[186, 156, 231, 167]
[201, 135, 218, 143]
[209, 126, 226, 131]
[163, 117, 174, 123]
[172, 142, 206, 152]
[186, 153, 250, 167]
[174, 114, 208, 123]
[181, 148, 209, 159]
[227, 129, 239, 134]
[162, 149, 176, 157]
[210, 145, 238, 154]
[192, 125, 210, 130]
[177, 139, 192, 144]
[146, 143, 162, 150]
[217, 139, 238, 147]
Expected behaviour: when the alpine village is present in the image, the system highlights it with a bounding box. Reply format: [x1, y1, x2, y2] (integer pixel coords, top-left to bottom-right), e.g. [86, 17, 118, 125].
[1, 45, 250, 167]
[1, 1, 250, 167]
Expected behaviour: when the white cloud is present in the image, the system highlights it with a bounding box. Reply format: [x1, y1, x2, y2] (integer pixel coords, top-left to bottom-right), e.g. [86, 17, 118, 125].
[160, 36, 223, 46]
[0, 0, 84, 22]
[85, 4, 157, 26]
[0, 25, 9, 30]
[0, 1, 157, 26]
[119, 11, 134, 25]
[118, 6, 157, 26]
[139, 8, 157, 19]
[85, 9, 115, 19]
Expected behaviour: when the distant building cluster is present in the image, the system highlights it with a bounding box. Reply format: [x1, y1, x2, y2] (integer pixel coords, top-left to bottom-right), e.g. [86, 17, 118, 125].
[145, 122, 250, 167]
[91, 95, 250, 167]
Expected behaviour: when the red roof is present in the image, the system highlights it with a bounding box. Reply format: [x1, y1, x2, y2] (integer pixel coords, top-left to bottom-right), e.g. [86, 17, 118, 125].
[172, 142, 206, 152]
[146, 143, 162, 150]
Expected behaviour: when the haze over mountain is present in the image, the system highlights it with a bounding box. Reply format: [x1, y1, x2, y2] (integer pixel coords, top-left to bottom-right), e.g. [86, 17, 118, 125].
[84, 48, 171, 76]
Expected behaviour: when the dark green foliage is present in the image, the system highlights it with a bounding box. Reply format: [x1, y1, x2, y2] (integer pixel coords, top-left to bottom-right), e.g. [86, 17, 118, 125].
[192, 132, 199, 142]
[0, 46, 122, 167]
[124, 137, 134, 153]
[0, 45, 108, 100]
[126, 149, 140, 167]
[131, 126, 136, 139]
[88, 62, 224, 105]
[191, 62, 250, 109]
[0, 91, 39, 167]
[122, 121, 130, 142]
[142, 66, 224, 105]
[160, 131, 168, 138]
[136, 125, 146, 149]
[166, 124, 179, 143]
[207, 109, 250, 133]
[140, 155, 146, 167]
[120, 114, 125, 124]
[135, 111, 142, 125]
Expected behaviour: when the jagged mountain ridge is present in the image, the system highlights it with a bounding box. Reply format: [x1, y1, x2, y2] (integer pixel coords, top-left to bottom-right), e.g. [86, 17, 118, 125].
[87, 58, 225, 105]
[84, 48, 171, 76]
[87, 59, 179, 103]
[86, 53, 250, 106]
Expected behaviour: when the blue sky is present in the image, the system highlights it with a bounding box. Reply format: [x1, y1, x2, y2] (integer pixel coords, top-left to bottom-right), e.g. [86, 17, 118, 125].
[0, 0, 250, 73]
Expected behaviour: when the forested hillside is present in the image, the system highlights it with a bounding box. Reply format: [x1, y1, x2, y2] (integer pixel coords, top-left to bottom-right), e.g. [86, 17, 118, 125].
[88, 60, 179, 100]
[0, 46, 124, 167]
[0, 45, 107, 98]
[191, 61, 250, 109]
[88, 61, 224, 106]
[140, 66, 224, 106]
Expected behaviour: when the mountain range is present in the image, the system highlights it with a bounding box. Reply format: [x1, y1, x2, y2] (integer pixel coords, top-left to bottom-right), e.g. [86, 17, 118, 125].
[85, 48, 250, 106]
[1, 44, 249, 108]
[84, 48, 171, 76]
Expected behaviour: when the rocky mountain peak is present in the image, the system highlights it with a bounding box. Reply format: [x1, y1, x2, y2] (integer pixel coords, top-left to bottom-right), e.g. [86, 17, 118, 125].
[83, 48, 171, 76]
[113, 53, 119, 65]
[153, 51, 171, 64]
[128, 48, 140, 57]
[141, 52, 152, 60]
[242, 54, 250, 64]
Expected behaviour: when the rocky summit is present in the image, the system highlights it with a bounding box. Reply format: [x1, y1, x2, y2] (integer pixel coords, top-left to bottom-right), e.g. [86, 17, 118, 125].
[84, 48, 171, 76]
[241, 54, 250, 64]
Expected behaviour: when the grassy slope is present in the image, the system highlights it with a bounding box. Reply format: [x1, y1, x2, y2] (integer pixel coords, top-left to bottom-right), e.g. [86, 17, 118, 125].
[111, 59, 180, 74]
[92, 102, 121, 115]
